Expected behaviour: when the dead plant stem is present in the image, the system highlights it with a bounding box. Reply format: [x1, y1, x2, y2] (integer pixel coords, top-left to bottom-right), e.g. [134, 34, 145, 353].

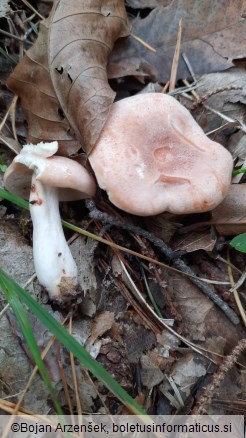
[192, 338, 246, 414]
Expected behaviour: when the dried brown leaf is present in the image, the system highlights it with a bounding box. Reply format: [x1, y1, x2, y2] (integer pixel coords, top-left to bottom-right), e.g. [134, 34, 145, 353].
[109, 0, 246, 82]
[212, 183, 246, 236]
[195, 69, 246, 111]
[88, 311, 115, 345]
[126, 0, 172, 7]
[6, 0, 130, 155]
[140, 354, 164, 388]
[170, 353, 207, 397]
[173, 230, 216, 253]
[180, 69, 246, 139]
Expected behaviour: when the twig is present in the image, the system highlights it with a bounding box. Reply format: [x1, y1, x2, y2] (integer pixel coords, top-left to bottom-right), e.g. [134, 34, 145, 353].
[0, 273, 36, 320]
[85, 200, 240, 325]
[229, 270, 246, 293]
[0, 47, 17, 64]
[0, 135, 21, 154]
[169, 19, 183, 92]
[206, 120, 239, 137]
[130, 33, 156, 52]
[227, 253, 246, 327]
[98, 259, 218, 364]
[190, 85, 243, 111]
[86, 200, 177, 261]
[135, 236, 182, 322]
[174, 259, 240, 325]
[0, 28, 32, 44]
[20, 0, 45, 20]
[183, 78, 200, 101]
[192, 338, 246, 414]
[217, 255, 242, 275]
[182, 53, 197, 82]
[162, 81, 170, 94]
[0, 304, 9, 319]
[169, 83, 200, 96]
[182, 78, 246, 134]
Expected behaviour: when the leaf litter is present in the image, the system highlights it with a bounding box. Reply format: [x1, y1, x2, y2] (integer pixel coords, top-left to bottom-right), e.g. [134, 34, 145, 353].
[109, 0, 246, 82]
[0, 0, 246, 417]
[6, 0, 130, 155]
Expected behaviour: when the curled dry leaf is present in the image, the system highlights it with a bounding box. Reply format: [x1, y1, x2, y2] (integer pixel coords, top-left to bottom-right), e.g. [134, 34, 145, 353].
[109, 0, 246, 83]
[6, 0, 130, 156]
[170, 353, 207, 397]
[212, 183, 246, 236]
[126, 0, 172, 7]
[173, 230, 216, 253]
[190, 69, 246, 133]
[140, 354, 164, 389]
[88, 311, 115, 345]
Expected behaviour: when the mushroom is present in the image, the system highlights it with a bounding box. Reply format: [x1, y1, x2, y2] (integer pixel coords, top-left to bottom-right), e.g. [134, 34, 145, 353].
[4, 141, 96, 303]
[89, 93, 233, 216]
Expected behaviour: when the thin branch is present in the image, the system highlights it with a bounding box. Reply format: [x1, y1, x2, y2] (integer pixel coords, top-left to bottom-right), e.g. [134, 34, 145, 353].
[21, 0, 45, 20]
[169, 19, 183, 92]
[192, 338, 246, 414]
[130, 33, 156, 52]
[85, 200, 240, 325]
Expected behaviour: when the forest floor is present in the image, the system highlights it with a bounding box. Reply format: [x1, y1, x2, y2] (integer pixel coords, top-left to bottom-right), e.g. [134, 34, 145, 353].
[0, 0, 245, 418]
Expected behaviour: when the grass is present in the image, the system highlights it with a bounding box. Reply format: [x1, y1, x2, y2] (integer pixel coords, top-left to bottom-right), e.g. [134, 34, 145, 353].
[0, 188, 244, 421]
[0, 186, 147, 414]
[1, 184, 243, 414]
[0, 270, 63, 414]
[0, 267, 146, 415]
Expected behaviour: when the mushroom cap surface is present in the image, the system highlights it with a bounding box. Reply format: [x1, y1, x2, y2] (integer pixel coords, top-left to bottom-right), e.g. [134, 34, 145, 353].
[4, 141, 96, 201]
[89, 93, 233, 216]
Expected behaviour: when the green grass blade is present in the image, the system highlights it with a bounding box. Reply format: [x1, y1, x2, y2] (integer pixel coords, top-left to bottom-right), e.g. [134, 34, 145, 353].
[0, 187, 29, 210]
[0, 273, 63, 414]
[232, 167, 246, 176]
[0, 268, 146, 415]
[0, 187, 172, 270]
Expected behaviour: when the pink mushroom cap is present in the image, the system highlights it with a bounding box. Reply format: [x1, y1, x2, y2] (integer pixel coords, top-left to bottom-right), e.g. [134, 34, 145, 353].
[4, 142, 96, 201]
[89, 93, 233, 216]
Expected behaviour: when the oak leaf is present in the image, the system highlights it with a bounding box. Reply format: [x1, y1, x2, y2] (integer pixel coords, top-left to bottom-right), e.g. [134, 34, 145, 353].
[212, 184, 246, 236]
[109, 0, 246, 83]
[126, 0, 171, 7]
[6, 0, 130, 156]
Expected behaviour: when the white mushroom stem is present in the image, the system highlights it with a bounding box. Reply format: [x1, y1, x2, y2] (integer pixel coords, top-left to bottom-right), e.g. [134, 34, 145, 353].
[30, 175, 78, 300]
[3, 141, 96, 302]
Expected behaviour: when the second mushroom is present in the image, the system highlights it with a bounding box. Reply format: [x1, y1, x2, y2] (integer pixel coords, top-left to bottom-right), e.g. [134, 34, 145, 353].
[4, 141, 96, 303]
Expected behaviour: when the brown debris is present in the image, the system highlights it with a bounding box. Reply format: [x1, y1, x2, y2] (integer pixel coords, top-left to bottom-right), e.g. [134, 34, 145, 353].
[1, 0, 246, 417]
[98, 339, 133, 390]
[109, 0, 246, 82]
[212, 184, 246, 236]
[6, 0, 130, 155]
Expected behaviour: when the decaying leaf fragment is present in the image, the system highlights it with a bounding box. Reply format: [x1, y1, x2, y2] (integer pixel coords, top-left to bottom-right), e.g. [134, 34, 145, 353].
[109, 0, 246, 82]
[212, 183, 246, 236]
[6, 0, 130, 155]
[0, 0, 11, 17]
[126, 0, 171, 7]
